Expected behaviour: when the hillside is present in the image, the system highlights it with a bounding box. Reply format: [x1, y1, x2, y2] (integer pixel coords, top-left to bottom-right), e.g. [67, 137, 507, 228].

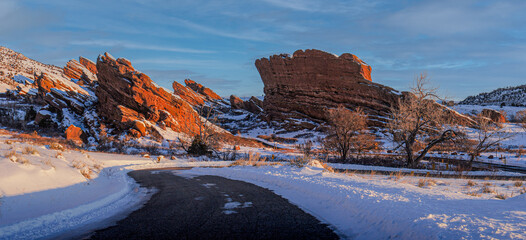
[459, 84, 526, 106]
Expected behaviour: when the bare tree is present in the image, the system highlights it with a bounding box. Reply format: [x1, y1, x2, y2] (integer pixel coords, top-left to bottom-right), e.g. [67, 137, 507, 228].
[387, 74, 457, 168]
[179, 105, 221, 156]
[515, 110, 526, 130]
[460, 112, 514, 164]
[324, 105, 370, 161]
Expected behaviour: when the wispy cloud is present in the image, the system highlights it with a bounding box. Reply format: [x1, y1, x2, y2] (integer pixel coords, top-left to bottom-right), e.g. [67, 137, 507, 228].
[260, 0, 377, 14]
[169, 17, 278, 42]
[70, 40, 214, 54]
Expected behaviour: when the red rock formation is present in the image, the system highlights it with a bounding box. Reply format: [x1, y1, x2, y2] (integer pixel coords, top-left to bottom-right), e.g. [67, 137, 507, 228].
[481, 109, 506, 123]
[255, 49, 398, 126]
[65, 125, 86, 145]
[79, 57, 97, 75]
[255, 49, 473, 129]
[185, 79, 222, 100]
[64, 58, 97, 85]
[172, 81, 205, 106]
[95, 53, 202, 135]
[229, 95, 263, 114]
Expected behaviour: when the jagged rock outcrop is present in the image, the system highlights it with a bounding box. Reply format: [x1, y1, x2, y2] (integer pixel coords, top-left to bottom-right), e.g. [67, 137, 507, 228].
[229, 95, 263, 114]
[95, 53, 202, 136]
[185, 79, 222, 101]
[481, 109, 506, 123]
[63, 58, 97, 85]
[255, 49, 399, 127]
[172, 81, 205, 106]
[79, 57, 97, 75]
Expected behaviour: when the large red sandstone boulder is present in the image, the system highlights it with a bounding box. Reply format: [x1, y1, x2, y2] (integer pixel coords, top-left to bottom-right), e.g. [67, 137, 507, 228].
[95, 53, 202, 136]
[185, 79, 222, 100]
[255, 49, 397, 125]
[65, 124, 87, 145]
[172, 81, 205, 106]
[481, 109, 506, 123]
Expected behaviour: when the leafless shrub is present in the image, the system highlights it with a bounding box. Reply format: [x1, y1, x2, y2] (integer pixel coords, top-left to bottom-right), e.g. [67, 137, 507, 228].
[323, 105, 375, 161]
[514, 181, 523, 187]
[179, 105, 221, 156]
[458, 113, 514, 165]
[295, 141, 313, 158]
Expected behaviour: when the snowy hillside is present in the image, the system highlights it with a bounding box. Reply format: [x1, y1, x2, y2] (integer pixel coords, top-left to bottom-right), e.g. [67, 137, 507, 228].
[459, 84, 526, 106]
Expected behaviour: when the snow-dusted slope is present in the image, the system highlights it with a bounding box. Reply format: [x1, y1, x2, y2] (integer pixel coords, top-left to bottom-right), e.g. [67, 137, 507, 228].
[460, 85, 526, 106]
[0, 46, 88, 95]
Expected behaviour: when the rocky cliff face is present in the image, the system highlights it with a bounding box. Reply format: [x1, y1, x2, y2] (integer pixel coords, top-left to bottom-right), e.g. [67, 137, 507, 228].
[95, 53, 202, 136]
[255, 49, 399, 128]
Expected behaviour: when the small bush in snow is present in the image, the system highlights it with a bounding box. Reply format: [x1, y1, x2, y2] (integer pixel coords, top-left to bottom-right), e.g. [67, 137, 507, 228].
[22, 146, 39, 155]
[481, 185, 495, 194]
[467, 180, 477, 187]
[514, 181, 523, 187]
[41, 159, 55, 169]
[80, 168, 93, 179]
[494, 193, 507, 200]
[49, 143, 65, 151]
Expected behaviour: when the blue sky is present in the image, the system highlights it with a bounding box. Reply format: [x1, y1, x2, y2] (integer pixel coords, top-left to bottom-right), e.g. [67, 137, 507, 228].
[1, 0, 525, 100]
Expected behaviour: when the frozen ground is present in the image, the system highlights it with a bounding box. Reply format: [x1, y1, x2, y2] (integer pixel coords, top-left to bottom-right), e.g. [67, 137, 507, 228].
[0, 131, 525, 239]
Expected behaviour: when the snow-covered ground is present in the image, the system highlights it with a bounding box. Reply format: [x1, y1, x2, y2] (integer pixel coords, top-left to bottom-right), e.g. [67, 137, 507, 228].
[0, 133, 231, 239]
[183, 165, 526, 240]
[1, 130, 525, 239]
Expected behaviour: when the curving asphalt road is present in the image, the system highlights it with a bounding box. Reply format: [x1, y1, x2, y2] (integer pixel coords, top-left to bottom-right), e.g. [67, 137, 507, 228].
[88, 169, 339, 240]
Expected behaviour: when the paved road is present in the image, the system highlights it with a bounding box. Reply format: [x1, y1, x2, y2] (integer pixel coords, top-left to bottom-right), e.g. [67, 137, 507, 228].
[89, 169, 339, 240]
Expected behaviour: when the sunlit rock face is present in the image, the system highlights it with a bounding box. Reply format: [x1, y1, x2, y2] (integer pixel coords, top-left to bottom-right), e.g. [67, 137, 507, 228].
[255, 49, 399, 128]
[95, 53, 202, 135]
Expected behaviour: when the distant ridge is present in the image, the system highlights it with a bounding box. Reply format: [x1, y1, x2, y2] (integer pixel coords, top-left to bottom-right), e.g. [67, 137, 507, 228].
[459, 84, 526, 106]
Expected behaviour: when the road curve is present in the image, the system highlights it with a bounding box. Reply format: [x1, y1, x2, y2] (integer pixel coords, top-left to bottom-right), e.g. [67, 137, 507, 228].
[88, 169, 339, 240]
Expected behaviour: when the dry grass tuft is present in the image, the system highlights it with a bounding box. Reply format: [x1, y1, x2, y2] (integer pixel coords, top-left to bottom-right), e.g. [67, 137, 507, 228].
[514, 181, 523, 187]
[418, 179, 437, 188]
[71, 160, 86, 170]
[481, 185, 495, 194]
[494, 193, 507, 200]
[229, 152, 274, 167]
[467, 180, 477, 187]
[49, 143, 65, 151]
[41, 159, 55, 169]
[80, 168, 93, 179]
[22, 146, 39, 155]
